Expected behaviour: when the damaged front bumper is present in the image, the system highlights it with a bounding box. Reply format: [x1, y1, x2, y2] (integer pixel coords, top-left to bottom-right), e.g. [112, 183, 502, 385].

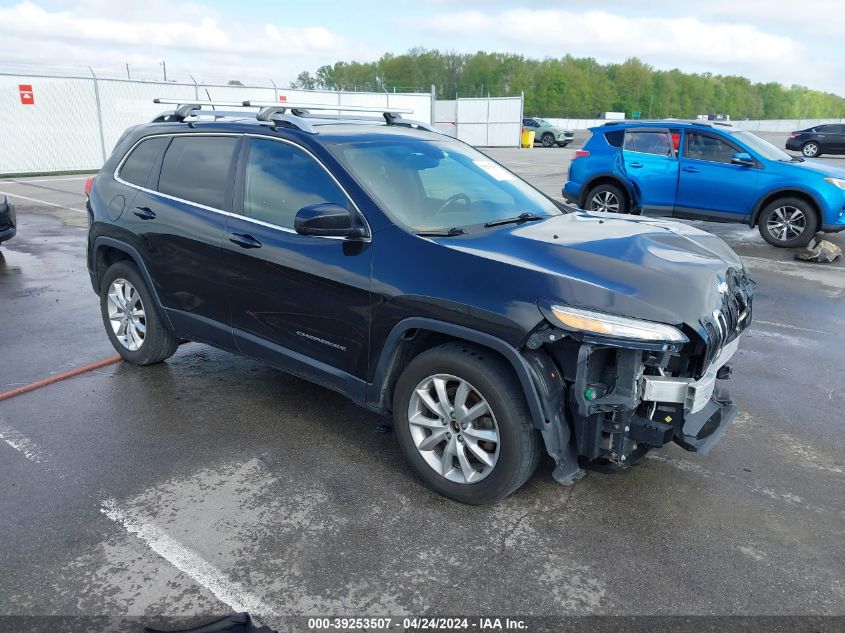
[525, 327, 744, 485]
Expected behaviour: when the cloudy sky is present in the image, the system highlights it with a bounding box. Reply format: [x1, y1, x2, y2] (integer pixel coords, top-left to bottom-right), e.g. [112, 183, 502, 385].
[0, 0, 842, 95]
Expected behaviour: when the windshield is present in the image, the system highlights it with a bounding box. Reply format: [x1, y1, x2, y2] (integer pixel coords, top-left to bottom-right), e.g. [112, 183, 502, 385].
[330, 139, 561, 232]
[732, 130, 792, 161]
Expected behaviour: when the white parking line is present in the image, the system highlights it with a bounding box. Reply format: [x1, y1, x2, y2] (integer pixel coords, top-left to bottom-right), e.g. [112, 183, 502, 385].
[0, 424, 47, 463]
[754, 320, 833, 336]
[0, 190, 86, 214]
[101, 498, 274, 617]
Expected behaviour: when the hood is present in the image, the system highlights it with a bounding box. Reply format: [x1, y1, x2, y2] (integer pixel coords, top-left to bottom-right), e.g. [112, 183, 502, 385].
[781, 157, 845, 179]
[439, 211, 748, 331]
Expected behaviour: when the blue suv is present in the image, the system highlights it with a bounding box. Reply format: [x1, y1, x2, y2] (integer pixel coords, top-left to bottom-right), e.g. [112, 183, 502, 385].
[87, 101, 753, 504]
[564, 121, 845, 247]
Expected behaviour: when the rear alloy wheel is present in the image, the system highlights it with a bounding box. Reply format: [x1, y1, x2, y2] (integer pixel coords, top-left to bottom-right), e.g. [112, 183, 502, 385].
[107, 279, 146, 352]
[393, 342, 542, 504]
[100, 261, 179, 365]
[758, 197, 818, 248]
[801, 142, 820, 158]
[541, 133, 556, 147]
[585, 183, 627, 214]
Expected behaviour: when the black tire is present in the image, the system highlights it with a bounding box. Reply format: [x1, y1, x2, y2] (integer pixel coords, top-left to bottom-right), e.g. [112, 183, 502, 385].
[392, 342, 542, 504]
[99, 261, 178, 365]
[757, 197, 819, 248]
[584, 183, 628, 214]
[541, 133, 556, 148]
[801, 142, 821, 158]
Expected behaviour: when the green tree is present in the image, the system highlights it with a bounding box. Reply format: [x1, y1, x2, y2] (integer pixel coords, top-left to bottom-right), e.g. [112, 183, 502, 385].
[289, 48, 845, 118]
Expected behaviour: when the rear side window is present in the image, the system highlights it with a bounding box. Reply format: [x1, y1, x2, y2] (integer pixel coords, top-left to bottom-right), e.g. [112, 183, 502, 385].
[158, 136, 239, 209]
[624, 130, 673, 156]
[119, 137, 167, 187]
[243, 138, 348, 229]
[604, 130, 623, 147]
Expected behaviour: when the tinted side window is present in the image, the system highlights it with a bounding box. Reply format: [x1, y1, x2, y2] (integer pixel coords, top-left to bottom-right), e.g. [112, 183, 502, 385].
[119, 137, 167, 187]
[624, 130, 673, 156]
[604, 130, 624, 147]
[243, 139, 347, 229]
[684, 132, 738, 164]
[158, 136, 239, 209]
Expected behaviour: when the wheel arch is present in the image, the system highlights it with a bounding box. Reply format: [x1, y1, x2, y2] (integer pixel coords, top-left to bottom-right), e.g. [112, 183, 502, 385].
[92, 237, 174, 330]
[581, 174, 634, 210]
[367, 318, 548, 432]
[748, 187, 823, 228]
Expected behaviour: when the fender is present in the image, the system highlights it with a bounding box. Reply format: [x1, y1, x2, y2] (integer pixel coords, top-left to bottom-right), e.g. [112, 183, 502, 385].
[748, 185, 825, 228]
[367, 317, 548, 431]
[581, 170, 638, 210]
[92, 236, 175, 331]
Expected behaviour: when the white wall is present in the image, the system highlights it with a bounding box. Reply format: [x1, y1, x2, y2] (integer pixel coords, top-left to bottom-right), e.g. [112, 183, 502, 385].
[434, 96, 523, 147]
[0, 72, 433, 175]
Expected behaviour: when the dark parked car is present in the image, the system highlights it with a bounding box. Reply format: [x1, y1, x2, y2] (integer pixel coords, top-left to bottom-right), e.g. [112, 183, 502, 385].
[0, 195, 16, 247]
[86, 100, 752, 504]
[786, 124, 845, 158]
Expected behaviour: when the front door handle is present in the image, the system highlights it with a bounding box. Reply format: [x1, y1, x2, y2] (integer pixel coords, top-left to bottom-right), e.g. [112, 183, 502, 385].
[132, 206, 156, 220]
[229, 233, 262, 249]
[628, 162, 644, 169]
[682, 167, 700, 173]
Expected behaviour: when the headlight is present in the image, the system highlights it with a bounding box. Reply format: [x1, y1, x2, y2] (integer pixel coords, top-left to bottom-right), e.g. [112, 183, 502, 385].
[824, 177, 845, 190]
[547, 304, 688, 343]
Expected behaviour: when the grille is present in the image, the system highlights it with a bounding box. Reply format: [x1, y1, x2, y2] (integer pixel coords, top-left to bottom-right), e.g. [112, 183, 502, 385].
[699, 267, 753, 374]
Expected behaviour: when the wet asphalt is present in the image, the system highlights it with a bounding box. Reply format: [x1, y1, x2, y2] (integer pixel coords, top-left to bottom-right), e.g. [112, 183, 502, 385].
[0, 147, 843, 629]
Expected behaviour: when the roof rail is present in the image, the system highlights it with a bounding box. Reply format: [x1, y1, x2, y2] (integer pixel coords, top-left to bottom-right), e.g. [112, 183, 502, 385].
[602, 118, 734, 128]
[151, 98, 436, 134]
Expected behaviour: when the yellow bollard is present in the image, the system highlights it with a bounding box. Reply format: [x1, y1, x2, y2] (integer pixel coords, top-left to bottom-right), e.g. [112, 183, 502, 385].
[520, 130, 535, 148]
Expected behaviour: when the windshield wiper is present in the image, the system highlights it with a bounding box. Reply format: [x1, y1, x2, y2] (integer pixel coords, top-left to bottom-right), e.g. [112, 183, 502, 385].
[484, 212, 544, 228]
[414, 227, 467, 237]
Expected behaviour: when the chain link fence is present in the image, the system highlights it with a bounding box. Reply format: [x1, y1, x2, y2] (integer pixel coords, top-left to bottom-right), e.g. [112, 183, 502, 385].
[0, 70, 434, 176]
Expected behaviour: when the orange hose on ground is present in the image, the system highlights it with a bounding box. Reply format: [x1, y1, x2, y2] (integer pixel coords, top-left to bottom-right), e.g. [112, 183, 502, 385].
[0, 355, 123, 402]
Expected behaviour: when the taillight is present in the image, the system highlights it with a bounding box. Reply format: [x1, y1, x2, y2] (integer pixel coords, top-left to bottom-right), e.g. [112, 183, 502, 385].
[789, 132, 800, 138]
[573, 149, 590, 159]
[84, 176, 94, 198]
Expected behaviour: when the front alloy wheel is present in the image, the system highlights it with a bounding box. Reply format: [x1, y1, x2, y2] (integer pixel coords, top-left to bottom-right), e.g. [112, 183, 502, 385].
[107, 278, 146, 351]
[407, 374, 500, 484]
[392, 342, 542, 504]
[766, 206, 806, 243]
[758, 197, 818, 248]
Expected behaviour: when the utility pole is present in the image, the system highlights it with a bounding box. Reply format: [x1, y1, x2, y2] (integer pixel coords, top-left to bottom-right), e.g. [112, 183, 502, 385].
[161, 60, 167, 82]
[125, 63, 130, 80]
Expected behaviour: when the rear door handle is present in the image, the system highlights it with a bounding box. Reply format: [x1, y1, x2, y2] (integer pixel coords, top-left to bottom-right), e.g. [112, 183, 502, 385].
[628, 162, 644, 168]
[132, 206, 156, 220]
[229, 233, 262, 249]
[682, 167, 700, 173]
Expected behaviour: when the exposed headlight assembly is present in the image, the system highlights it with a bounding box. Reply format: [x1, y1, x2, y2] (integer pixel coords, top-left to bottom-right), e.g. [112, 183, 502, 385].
[544, 304, 688, 345]
[823, 177, 845, 190]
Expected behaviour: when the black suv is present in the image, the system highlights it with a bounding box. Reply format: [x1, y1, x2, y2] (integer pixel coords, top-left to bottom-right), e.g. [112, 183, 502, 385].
[786, 124, 845, 158]
[87, 100, 753, 504]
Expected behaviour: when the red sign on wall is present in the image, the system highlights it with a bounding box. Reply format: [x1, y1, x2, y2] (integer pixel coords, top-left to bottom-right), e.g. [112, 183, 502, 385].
[279, 95, 287, 102]
[19, 85, 34, 105]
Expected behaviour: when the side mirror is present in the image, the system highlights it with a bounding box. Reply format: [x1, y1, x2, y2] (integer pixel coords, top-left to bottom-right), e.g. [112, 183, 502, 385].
[731, 152, 755, 167]
[294, 203, 364, 238]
